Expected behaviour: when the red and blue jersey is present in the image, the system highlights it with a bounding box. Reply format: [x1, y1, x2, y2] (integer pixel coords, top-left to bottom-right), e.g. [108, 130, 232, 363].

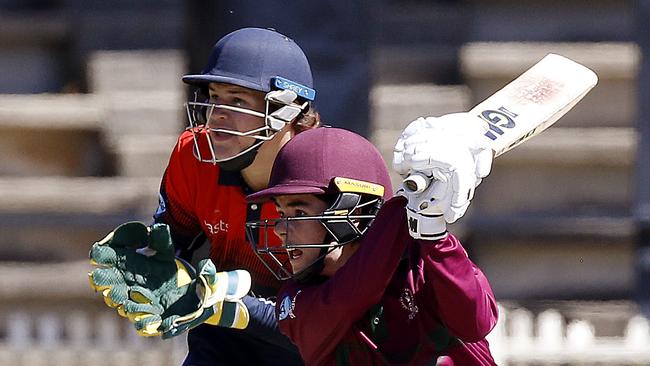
[276, 197, 499, 366]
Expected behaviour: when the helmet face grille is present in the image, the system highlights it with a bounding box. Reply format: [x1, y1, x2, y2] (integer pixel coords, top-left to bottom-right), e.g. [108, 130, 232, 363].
[183, 82, 310, 170]
[245, 195, 383, 281]
[184, 100, 268, 168]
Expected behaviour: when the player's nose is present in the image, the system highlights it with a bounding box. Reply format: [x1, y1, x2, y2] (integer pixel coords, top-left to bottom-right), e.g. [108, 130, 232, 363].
[273, 221, 288, 241]
[206, 106, 229, 126]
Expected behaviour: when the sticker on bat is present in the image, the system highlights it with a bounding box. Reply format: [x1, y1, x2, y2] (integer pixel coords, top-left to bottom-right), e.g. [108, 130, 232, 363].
[478, 106, 519, 141]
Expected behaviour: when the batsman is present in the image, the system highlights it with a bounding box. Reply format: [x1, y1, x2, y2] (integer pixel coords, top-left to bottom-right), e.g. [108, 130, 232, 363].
[244, 123, 498, 365]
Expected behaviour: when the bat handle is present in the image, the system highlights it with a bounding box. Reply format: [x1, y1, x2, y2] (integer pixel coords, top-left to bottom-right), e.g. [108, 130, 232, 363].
[402, 172, 431, 194]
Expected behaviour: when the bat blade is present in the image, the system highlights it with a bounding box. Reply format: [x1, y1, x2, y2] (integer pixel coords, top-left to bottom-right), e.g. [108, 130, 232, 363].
[401, 53, 598, 194]
[472, 53, 598, 157]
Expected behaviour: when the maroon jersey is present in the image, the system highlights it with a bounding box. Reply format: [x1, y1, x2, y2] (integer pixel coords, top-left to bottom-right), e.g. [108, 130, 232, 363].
[154, 130, 283, 291]
[275, 196, 498, 365]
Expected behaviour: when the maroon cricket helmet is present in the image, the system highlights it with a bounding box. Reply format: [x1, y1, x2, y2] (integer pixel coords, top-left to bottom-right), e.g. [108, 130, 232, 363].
[245, 127, 393, 281]
[247, 127, 392, 202]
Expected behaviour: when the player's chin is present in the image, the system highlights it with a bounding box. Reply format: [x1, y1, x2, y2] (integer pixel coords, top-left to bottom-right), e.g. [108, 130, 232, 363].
[217, 138, 258, 156]
[211, 144, 241, 160]
[212, 135, 251, 153]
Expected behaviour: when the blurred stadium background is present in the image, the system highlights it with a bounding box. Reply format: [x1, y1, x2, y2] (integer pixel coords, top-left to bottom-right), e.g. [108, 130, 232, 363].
[0, 0, 648, 364]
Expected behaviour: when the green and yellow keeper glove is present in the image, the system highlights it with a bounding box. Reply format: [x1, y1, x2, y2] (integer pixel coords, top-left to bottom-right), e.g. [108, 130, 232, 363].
[88, 221, 251, 339]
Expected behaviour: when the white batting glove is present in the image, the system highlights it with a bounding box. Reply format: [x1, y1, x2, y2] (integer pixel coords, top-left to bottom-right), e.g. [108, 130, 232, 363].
[393, 113, 493, 240]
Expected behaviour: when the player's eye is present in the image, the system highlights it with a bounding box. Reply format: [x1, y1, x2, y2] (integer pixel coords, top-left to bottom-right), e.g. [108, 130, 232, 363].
[232, 97, 246, 107]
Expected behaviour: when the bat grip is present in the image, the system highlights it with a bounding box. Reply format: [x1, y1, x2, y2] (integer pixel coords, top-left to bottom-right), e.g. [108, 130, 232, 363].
[402, 172, 431, 194]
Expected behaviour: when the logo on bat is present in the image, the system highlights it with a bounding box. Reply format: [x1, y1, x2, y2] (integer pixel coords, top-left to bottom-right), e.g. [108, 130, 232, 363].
[478, 106, 519, 141]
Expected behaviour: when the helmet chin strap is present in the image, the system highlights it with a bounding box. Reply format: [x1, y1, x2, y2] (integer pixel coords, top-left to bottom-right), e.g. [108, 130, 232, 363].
[216, 141, 263, 171]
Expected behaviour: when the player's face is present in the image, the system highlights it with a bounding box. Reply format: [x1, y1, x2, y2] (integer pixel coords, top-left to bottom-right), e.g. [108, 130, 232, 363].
[272, 194, 330, 275]
[206, 83, 266, 159]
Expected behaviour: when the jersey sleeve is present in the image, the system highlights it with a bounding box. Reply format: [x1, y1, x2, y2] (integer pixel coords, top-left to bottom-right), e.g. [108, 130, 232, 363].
[420, 234, 498, 342]
[153, 132, 203, 249]
[239, 295, 300, 352]
[277, 196, 410, 364]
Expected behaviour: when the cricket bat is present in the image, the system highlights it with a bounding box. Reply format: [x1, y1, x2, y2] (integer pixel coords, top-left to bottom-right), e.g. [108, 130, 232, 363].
[403, 53, 598, 193]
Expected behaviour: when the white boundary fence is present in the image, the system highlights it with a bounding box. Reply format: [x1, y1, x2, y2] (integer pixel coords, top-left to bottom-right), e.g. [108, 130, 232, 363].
[487, 303, 650, 365]
[0, 311, 186, 366]
[2, 303, 650, 366]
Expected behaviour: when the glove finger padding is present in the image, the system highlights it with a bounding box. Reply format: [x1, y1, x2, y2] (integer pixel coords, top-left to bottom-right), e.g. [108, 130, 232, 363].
[402, 116, 430, 138]
[161, 298, 250, 340]
[88, 266, 130, 315]
[88, 267, 123, 292]
[124, 303, 164, 327]
[123, 286, 165, 323]
[171, 261, 251, 330]
[475, 148, 493, 180]
[204, 299, 250, 329]
[103, 282, 130, 309]
[133, 313, 164, 337]
[89, 244, 118, 266]
[449, 165, 476, 222]
[198, 261, 252, 305]
[394, 117, 432, 175]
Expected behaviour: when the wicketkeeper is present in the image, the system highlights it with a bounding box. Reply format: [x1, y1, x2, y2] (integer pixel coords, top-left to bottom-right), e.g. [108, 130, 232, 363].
[88, 27, 322, 366]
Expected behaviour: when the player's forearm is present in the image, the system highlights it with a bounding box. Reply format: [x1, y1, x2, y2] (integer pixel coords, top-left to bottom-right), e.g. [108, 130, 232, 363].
[239, 295, 302, 352]
[422, 234, 498, 341]
[322, 196, 410, 313]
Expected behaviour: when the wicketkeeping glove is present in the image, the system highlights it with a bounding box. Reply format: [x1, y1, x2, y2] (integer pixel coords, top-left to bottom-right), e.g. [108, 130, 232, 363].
[393, 113, 493, 240]
[88, 222, 251, 338]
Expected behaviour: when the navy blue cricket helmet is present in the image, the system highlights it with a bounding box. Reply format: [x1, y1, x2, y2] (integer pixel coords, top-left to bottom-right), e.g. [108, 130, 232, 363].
[182, 27, 313, 95]
[183, 28, 317, 171]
